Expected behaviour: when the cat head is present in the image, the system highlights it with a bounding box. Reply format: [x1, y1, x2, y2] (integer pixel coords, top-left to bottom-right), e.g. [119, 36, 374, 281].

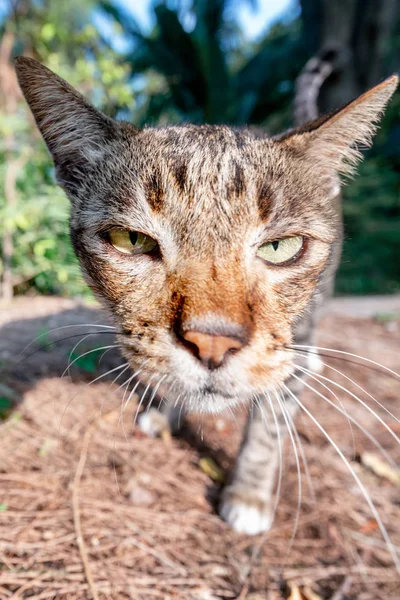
[15, 57, 397, 413]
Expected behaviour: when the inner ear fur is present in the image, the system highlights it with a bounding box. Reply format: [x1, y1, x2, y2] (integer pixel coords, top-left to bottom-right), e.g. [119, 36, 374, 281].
[279, 75, 398, 176]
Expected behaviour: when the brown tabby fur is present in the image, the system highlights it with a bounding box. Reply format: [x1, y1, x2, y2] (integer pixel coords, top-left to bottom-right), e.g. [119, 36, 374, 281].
[15, 57, 397, 533]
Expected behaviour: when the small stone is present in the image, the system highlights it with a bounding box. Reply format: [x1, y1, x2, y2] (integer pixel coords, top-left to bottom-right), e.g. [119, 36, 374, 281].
[128, 483, 155, 506]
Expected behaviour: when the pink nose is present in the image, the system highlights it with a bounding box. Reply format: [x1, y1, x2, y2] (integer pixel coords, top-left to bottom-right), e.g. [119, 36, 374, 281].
[183, 330, 242, 369]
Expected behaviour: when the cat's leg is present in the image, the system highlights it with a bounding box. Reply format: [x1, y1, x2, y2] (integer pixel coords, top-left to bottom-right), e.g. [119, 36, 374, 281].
[219, 374, 304, 535]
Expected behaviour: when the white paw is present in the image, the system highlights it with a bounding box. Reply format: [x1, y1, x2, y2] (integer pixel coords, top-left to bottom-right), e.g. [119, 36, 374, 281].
[219, 498, 272, 535]
[307, 350, 324, 374]
[138, 408, 170, 438]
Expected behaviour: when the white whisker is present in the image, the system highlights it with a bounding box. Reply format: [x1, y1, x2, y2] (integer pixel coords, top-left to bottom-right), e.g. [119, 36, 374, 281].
[61, 344, 118, 379]
[177, 396, 186, 429]
[134, 375, 167, 431]
[99, 363, 130, 418]
[292, 344, 400, 381]
[283, 382, 400, 573]
[20, 323, 116, 355]
[293, 355, 357, 459]
[259, 393, 283, 523]
[66, 333, 93, 381]
[58, 362, 128, 433]
[293, 367, 398, 469]
[274, 391, 302, 552]
[304, 356, 399, 423]
[98, 346, 116, 366]
[296, 366, 400, 448]
[280, 389, 315, 502]
[131, 375, 158, 434]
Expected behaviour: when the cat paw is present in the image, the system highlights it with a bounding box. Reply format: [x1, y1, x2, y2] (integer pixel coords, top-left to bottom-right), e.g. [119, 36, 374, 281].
[219, 489, 273, 535]
[138, 408, 170, 438]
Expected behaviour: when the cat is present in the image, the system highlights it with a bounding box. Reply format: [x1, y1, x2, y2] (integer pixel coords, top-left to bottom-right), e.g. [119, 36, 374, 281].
[15, 56, 398, 535]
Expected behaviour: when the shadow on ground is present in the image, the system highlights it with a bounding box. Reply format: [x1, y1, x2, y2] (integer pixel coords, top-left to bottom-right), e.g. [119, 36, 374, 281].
[0, 296, 399, 599]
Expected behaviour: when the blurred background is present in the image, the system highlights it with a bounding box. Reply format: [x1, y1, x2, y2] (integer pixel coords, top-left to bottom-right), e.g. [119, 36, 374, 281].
[0, 0, 399, 301]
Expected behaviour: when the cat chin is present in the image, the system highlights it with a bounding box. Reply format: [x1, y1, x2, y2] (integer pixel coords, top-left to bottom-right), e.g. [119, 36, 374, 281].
[184, 391, 245, 415]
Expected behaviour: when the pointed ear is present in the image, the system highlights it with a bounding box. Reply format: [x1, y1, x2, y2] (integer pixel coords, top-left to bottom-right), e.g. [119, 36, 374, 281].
[280, 75, 398, 177]
[15, 57, 117, 190]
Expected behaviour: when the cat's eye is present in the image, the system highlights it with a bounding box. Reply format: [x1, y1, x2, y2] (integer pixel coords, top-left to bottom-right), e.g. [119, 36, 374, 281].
[108, 228, 158, 255]
[257, 236, 304, 265]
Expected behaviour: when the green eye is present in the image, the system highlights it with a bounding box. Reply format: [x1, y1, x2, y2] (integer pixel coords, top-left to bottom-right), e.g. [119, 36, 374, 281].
[257, 236, 304, 265]
[108, 228, 158, 255]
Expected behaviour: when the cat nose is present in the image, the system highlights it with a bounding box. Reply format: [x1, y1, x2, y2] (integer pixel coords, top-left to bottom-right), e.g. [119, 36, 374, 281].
[182, 330, 243, 369]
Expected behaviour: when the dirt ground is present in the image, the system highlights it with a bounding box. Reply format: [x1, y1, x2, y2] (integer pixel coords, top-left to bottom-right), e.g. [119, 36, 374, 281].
[0, 296, 399, 600]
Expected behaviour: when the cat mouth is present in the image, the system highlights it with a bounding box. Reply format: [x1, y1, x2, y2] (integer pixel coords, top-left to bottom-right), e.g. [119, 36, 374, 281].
[200, 384, 233, 399]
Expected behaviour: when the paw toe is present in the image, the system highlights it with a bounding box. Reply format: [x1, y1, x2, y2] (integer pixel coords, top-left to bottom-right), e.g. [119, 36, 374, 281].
[219, 494, 272, 535]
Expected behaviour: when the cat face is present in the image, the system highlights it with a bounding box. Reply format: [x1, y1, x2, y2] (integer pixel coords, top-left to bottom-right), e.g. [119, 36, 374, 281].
[15, 58, 397, 413]
[69, 125, 339, 412]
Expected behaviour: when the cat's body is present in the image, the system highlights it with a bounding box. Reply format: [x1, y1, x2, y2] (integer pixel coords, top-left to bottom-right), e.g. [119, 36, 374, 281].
[15, 57, 397, 534]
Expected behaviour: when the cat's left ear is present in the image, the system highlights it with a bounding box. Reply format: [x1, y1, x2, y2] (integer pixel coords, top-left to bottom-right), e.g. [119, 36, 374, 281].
[280, 75, 398, 177]
[15, 57, 119, 192]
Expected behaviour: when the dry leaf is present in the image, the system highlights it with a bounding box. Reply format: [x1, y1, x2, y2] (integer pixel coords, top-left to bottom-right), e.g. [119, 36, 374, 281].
[199, 457, 226, 483]
[361, 452, 400, 486]
[288, 584, 322, 600]
[288, 584, 303, 600]
[161, 429, 172, 444]
[360, 519, 378, 533]
[302, 586, 322, 600]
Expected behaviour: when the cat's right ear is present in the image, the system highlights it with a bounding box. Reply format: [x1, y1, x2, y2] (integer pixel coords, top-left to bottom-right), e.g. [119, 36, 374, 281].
[15, 57, 118, 192]
[278, 75, 398, 178]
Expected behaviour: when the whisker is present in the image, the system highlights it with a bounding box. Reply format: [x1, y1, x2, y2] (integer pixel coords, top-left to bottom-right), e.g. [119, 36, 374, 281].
[61, 344, 118, 379]
[283, 382, 400, 573]
[274, 391, 302, 553]
[296, 366, 400, 448]
[291, 344, 400, 381]
[164, 378, 179, 403]
[303, 355, 399, 423]
[111, 363, 150, 471]
[177, 396, 186, 429]
[291, 369, 398, 470]
[279, 389, 315, 502]
[260, 393, 283, 523]
[66, 334, 94, 382]
[98, 346, 116, 366]
[58, 362, 128, 434]
[19, 323, 116, 356]
[285, 346, 396, 378]
[117, 361, 149, 401]
[292, 355, 357, 460]
[98, 363, 130, 418]
[13, 331, 119, 370]
[254, 394, 271, 434]
[119, 380, 143, 445]
[131, 375, 158, 434]
[133, 374, 167, 432]
[115, 374, 140, 440]
[116, 362, 150, 442]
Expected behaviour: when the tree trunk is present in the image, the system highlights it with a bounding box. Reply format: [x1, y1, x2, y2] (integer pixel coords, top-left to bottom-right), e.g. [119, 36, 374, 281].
[299, 0, 400, 113]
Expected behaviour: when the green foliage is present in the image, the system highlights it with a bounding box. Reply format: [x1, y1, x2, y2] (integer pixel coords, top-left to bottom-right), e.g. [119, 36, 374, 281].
[0, 397, 13, 419]
[0, 0, 134, 297]
[0, 141, 89, 295]
[69, 345, 107, 373]
[103, 0, 400, 295]
[337, 91, 400, 295]
[103, 0, 306, 126]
